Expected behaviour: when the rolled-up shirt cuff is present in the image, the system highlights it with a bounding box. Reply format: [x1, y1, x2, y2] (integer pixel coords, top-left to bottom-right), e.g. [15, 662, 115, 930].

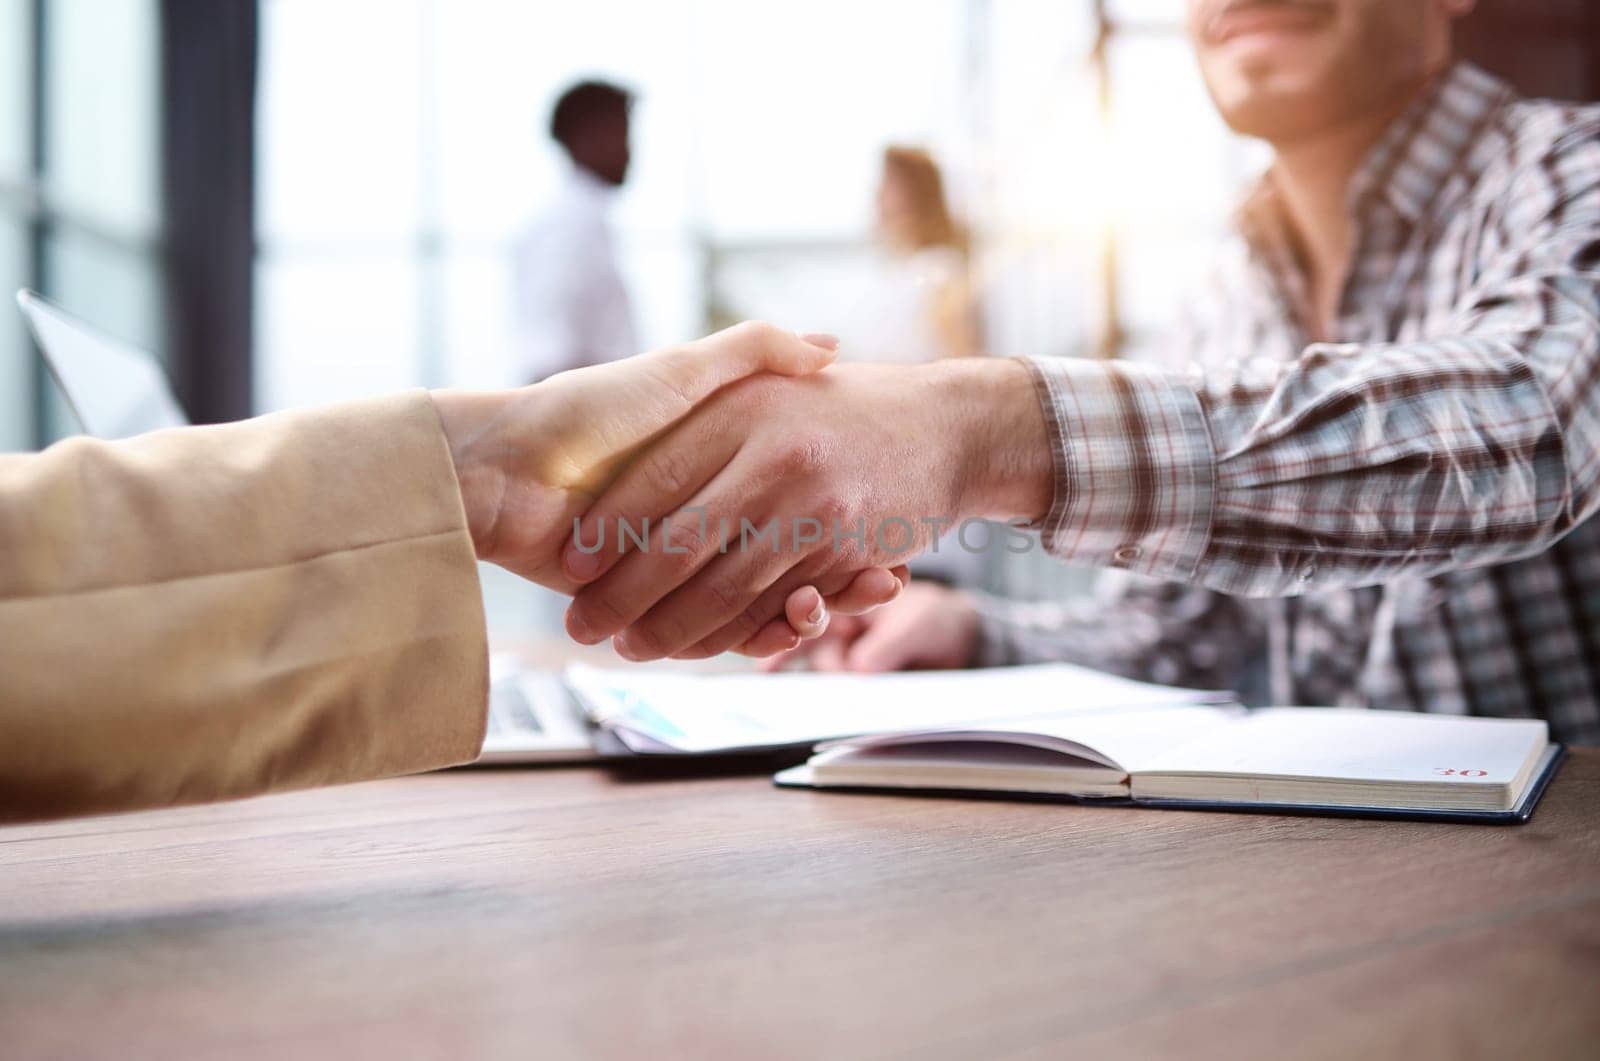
[1018, 356, 1215, 583]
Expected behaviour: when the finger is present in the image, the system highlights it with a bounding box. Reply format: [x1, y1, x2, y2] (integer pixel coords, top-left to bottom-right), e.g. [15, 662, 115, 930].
[574, 432, 810, 653]
[565, 503, 727, 646]
[646, 321, 838, 406]
[731, 617, 805, 659]
[716, 586, 826, 664]
[733, 588, 837, 660]
[827, 566, 908, 616]
[750, 611, 862, 669]
[682, 562, 864, 660]
[561, 413, 742, 585]
[757, 647, 796, 672]
[749, 611, 862, 669]
[612, 538, 811, 660]
[688, 560, 908, 659]
[784, 585, 829, 640]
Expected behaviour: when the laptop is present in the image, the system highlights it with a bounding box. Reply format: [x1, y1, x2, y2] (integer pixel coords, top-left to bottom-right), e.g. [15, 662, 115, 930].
[16, 288, 604, 763]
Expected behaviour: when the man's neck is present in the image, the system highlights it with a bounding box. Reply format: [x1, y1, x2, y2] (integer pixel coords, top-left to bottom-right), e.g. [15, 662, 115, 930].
[1268, 81, 1432, 340]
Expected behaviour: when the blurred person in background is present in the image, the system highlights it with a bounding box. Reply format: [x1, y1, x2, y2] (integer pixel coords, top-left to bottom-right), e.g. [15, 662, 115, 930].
[847, 147, 987, 586]
[844, 146, 981, 364]
[512, 79, 639, 382]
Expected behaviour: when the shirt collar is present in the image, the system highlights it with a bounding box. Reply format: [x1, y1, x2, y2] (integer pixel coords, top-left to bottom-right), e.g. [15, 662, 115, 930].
[566, 165, 620, 206]
[1347, 62, 1513, 224]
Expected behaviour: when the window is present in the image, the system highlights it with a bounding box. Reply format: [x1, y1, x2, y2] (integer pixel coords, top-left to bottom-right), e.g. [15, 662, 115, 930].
[0, 0, 164, 452]
[256, 0, 977, 408]
[257, 2, 1260, 392]
[255, 1, 1262, 618]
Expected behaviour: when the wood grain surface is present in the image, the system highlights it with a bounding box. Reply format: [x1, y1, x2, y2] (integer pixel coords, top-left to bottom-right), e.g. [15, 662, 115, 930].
[2, 750, 1596, 1060]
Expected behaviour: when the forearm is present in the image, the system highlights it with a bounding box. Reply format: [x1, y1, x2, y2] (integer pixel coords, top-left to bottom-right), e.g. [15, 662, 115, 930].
[0, 394, 488, 821]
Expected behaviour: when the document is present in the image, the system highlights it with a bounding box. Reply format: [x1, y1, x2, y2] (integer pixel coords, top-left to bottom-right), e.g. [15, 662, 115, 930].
[563, 662, 1232, 754]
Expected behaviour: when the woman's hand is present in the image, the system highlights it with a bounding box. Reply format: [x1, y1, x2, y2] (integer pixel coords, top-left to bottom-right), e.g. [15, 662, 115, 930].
[430, 322, 908, 655]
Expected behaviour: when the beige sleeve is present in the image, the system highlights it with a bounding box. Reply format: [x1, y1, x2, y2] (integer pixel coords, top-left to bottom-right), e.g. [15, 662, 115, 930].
[0, 391, 488, 822]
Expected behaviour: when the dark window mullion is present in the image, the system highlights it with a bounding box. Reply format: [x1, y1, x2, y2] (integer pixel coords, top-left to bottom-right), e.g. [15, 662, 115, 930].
[26, 0, 47, 448]
[160, 0, 257, 424]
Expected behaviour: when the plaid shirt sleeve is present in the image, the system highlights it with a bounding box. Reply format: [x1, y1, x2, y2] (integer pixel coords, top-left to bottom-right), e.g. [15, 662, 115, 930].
[1023, 119, 1600, 598]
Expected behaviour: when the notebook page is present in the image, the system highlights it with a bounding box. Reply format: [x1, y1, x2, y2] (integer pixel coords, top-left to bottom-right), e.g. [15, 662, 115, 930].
[823, 706, 1241, 772]
[566, 662, 1228, 753]
[1133, 708, 1549, 784]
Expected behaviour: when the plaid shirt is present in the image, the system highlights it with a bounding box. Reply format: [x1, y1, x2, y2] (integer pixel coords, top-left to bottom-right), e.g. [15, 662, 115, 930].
[979, 64, 1600, 744]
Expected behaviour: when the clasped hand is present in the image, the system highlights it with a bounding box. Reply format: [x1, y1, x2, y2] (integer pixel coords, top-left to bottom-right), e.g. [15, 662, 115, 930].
[430, 322, 904, 657]
[433, 320, 1049, 661]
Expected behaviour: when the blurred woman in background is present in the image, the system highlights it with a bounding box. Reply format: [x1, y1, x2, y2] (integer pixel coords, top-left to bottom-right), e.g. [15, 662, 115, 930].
[846, 146, 981, 364]
[845, 146, 988, 586]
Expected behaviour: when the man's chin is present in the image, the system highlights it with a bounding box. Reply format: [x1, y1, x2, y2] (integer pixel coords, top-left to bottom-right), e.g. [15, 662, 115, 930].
[1210, 76, 1339, 141]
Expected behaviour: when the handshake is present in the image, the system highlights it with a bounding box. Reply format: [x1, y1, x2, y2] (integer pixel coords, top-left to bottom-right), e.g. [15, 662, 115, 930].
[429, 322, 1052, 661]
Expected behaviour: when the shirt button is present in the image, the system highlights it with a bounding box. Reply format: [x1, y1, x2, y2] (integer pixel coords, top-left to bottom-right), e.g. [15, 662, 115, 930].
[1298, 564, 1317, 583]
[1113, 545, 1142, 564]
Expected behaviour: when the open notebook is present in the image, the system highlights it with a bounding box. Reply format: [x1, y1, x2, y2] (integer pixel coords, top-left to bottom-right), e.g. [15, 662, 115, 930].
[775, 707, 1564, 824]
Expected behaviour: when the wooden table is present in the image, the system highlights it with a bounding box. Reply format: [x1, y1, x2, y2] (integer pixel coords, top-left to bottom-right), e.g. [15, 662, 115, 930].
[2, 751, 1597, 1060]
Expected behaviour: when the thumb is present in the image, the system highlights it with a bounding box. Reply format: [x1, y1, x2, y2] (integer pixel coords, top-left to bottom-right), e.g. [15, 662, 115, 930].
[650, 321, 838, 407]
[544, 322, 839, 494]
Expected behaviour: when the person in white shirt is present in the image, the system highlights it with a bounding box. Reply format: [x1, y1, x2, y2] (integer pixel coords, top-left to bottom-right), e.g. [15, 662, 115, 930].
[512, 80, 640, 382]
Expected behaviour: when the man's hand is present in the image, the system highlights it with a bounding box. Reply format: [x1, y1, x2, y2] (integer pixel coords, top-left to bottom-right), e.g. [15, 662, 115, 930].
[761, 582, 981, 673]
[429, 322, 905, 655]
[559, 356, 1052, 661]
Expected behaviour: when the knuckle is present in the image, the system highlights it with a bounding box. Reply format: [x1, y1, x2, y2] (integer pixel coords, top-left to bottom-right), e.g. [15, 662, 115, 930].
[775, 434, 830, 478]
[733, 319, 780, 347]
[644, 446, 696, 499]
[660, 520, 711, 571]
[700, 573, 748, 615]
[656, 524, 713, 582]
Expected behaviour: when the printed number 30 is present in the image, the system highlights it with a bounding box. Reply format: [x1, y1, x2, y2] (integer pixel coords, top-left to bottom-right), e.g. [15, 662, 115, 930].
[1434, 767, 1489, 777]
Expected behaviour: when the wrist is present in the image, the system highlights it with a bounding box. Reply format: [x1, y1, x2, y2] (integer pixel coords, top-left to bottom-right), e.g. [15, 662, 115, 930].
[429, 388, 518, 561]
[929, 358, 1053, 522]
